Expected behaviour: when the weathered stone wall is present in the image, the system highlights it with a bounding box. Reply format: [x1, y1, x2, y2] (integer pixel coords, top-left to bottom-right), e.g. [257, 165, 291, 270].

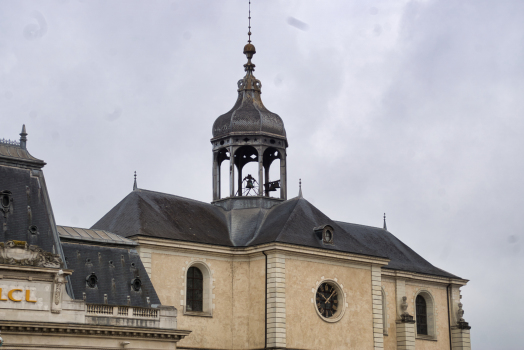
[405, 282, 451, 350]
[382, 279, 397, 350]
[284, 257, 374, 350]
[150, 251, 266, 349]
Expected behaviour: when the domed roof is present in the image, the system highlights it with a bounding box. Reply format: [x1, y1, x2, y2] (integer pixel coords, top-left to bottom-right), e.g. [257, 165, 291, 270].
[212, 44, 287, 140]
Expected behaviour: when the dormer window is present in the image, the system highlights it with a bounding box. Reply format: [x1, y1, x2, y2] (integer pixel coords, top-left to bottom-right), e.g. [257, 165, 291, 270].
[314, 225, 334, 244]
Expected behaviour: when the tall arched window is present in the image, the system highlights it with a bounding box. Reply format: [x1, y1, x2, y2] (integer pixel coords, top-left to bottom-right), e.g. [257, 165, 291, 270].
[416, 295, 428, 335]
[186, 266, 203, 312]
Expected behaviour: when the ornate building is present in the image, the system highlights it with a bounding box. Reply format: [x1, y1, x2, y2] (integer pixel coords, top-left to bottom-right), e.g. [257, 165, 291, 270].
[0, 128, 190, 349]
[0, 16, 472, 350]
[89, 35, 472, 350]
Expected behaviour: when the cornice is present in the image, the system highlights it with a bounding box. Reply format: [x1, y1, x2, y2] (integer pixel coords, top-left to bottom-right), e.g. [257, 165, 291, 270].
[0, 321, 191, 342]
[381, 269, 468, 286]
[0, 264, 73, 275]
[132, 236, 390, 266]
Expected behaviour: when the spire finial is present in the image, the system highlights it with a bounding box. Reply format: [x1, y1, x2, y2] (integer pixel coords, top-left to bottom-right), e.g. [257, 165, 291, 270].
[248, 0, 252, 44]
[298, 178, 303, 198]
[19, 124, 27, 149]
[242, 0, 256, 73]
[133, 171, 137, 191]
[383, 213, 387, 230]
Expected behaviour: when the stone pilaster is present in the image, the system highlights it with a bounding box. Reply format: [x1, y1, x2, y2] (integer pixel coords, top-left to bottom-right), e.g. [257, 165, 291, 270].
[395, 278, 415, 350]
[137, 247, 152, 277]
[451, 327, 471, 350]
[371, 265, 384, 350]
[266, 252, 286, 349]
[450, 285, 471, 350]
[396, 320, 416, 350]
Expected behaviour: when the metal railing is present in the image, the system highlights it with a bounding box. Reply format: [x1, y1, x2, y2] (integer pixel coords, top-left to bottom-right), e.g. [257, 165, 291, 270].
[0, 138, 20, 146]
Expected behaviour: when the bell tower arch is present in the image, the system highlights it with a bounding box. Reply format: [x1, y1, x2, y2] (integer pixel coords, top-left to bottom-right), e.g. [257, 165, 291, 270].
[211, 36, 288, 207]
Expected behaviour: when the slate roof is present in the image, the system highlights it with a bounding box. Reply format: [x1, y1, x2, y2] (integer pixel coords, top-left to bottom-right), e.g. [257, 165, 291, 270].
[335, 222, 459, 279]
[61, 241, 160, 307]
[211, 48, 287, 141]
[58, 225, 137, 246]
[92, 189, 461, 279]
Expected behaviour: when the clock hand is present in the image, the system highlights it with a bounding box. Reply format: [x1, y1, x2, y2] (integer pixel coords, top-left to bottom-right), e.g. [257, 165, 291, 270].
[325, 291, 337, 304]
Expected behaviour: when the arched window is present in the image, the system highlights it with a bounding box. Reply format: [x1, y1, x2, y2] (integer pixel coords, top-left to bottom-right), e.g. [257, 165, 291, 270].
[416, 295, 428, 335]
[186, 266, 203, 312]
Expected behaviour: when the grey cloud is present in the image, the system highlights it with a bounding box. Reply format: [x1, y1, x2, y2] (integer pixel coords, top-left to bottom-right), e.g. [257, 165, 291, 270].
[0, 1, 523, 348]
[287, 16, 309, 31]
[23, 11, 47, 40]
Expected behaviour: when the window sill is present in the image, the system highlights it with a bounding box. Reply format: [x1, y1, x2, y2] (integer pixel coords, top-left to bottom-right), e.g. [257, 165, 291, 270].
[183, 311, 213, 318]
[416, 335, 437, 341]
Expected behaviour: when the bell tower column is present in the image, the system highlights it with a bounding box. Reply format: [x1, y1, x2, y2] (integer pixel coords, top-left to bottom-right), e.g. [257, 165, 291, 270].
[229, 146, 236, 197]
[280, 149, 287, 200]
[257, 146, 264, 196]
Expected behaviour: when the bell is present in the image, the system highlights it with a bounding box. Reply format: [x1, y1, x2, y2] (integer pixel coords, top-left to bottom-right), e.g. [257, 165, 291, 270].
[246, 179, 254, 189]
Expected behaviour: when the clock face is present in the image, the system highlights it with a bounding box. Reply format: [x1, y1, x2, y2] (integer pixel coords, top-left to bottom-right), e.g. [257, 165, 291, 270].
[316, 282, 339, 318]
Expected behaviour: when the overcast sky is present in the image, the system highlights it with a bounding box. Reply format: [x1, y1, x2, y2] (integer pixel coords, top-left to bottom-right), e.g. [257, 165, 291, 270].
[1, 0, 523, 348]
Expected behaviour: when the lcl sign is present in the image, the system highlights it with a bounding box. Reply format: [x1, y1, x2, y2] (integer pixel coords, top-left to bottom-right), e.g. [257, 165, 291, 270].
[0, 288, 37, 302]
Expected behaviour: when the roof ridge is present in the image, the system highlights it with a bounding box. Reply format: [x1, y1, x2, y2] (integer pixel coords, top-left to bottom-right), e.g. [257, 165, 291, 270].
[334, 220, 384, 231]
[245, 205, 276, 246]
[273, 197, 301, 242]
[137, 188, 219, 208]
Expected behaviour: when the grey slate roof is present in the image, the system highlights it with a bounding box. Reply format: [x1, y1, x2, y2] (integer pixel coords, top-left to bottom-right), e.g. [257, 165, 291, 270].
[58, 225, 137, 246]
[92, 189, 461, 279]
[92, 189, 232, 246]
[0, 155, 65, 270]
[61, 241, 160, 307]
[335, 222, 459, 279]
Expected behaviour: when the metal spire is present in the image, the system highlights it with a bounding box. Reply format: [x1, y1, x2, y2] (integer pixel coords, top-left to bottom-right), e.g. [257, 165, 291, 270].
[242, 0, 256, 74]
[133, 171, 137, 191]
[298, 178, 303, 198]
[19, 124, 27, 150]
[383, 213, 387, 230]
[248, 0, 252, 43]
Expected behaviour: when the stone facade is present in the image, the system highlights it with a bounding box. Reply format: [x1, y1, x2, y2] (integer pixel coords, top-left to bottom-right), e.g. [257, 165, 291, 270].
[132, 235, 472, 350]
[0, 252, 190, 349]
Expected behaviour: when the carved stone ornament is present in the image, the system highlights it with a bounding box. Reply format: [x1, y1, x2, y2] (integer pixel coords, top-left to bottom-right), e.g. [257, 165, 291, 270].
[456, 302, 471, 329]
[400, 296, 415, 323]
[457, 302, 465, 322]
[0, 240, 63, 268]
[51, 271, 66, 314]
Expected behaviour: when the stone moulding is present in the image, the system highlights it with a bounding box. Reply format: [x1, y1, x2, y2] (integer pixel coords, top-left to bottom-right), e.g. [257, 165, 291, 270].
[0, 322, 191, 341]
[0, 241, 63, 268]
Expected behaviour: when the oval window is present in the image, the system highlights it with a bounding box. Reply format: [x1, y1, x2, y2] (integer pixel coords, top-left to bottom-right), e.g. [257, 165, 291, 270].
[131, 278, 142, 292]
[1, 195, 9, 208]
[86, 273, 98, 288]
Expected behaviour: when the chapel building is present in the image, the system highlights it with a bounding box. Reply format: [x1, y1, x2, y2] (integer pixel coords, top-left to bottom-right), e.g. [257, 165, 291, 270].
[88, 38, 473, 350]
[0, 18, 472, 350]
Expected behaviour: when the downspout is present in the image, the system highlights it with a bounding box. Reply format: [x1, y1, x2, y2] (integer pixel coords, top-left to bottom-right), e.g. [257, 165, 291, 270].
[262, 251, 267, 349]
[447, 284, 453, 350]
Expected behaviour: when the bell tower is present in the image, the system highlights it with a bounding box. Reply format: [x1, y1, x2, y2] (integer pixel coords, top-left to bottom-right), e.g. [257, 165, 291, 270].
[210, 11, 288, 208]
